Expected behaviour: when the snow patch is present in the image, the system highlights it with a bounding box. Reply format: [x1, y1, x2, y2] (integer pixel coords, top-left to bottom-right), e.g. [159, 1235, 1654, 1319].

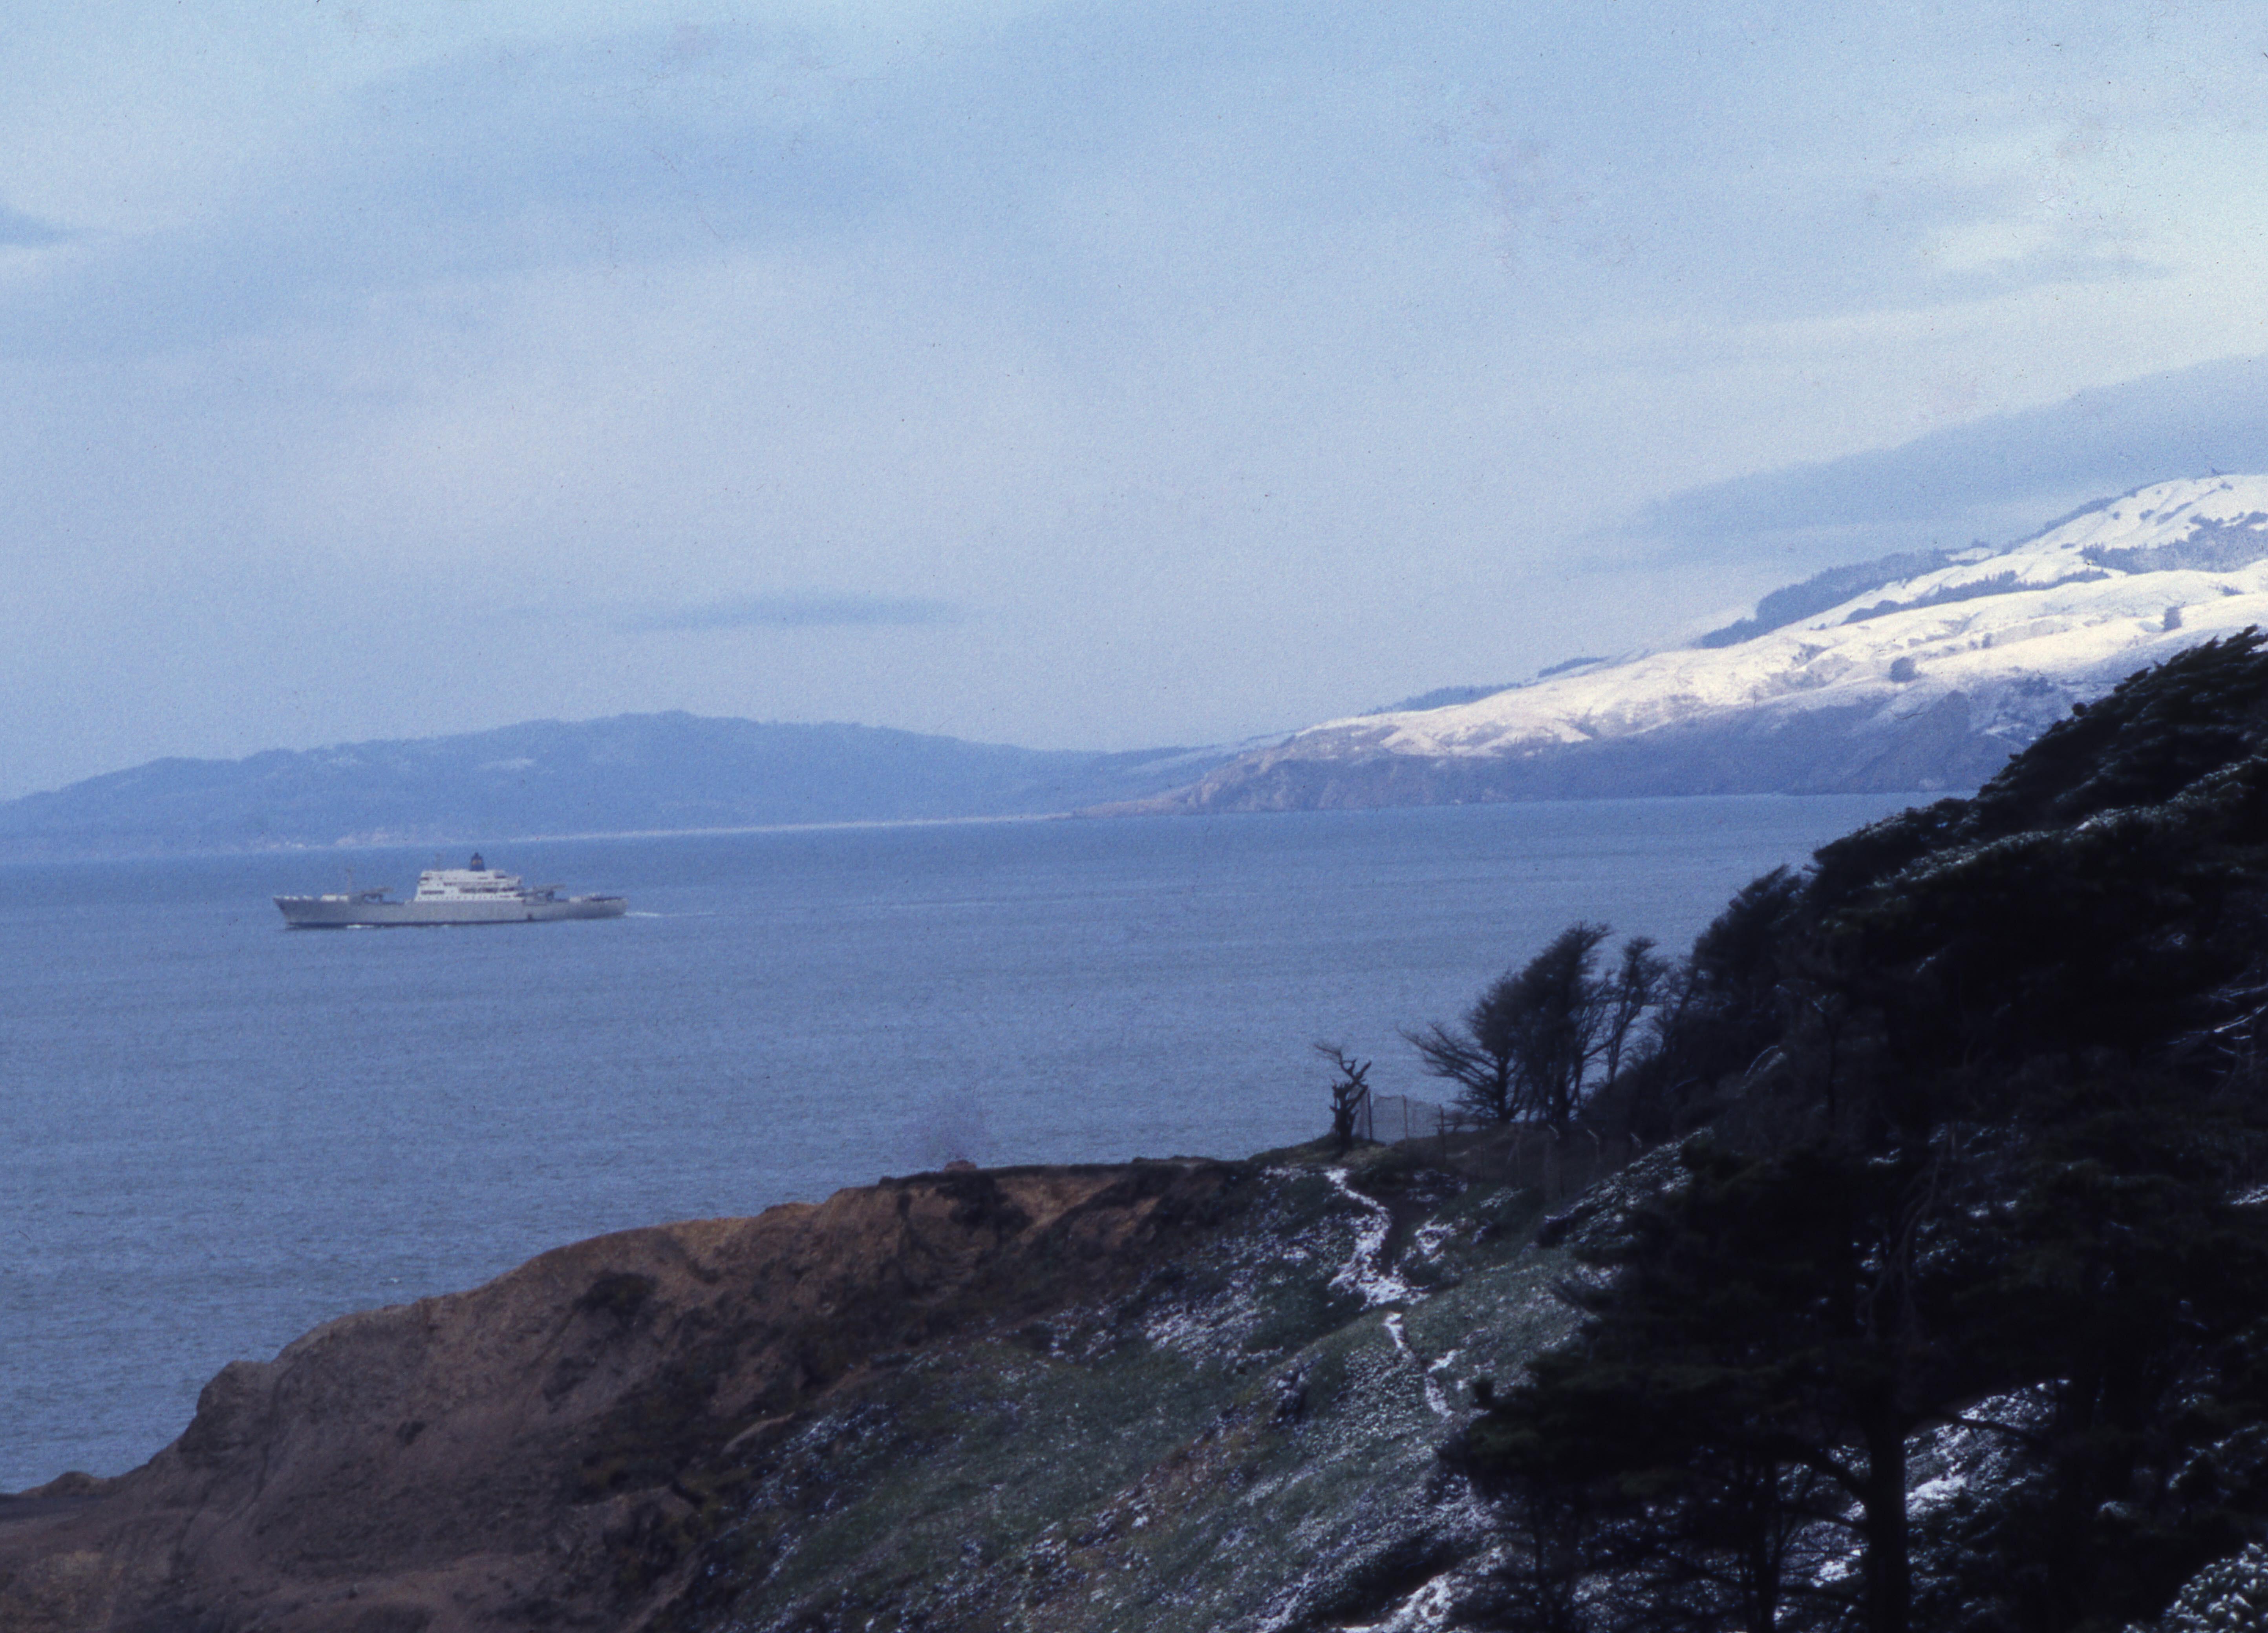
[1423, 1348, 1463, 1419]
[1406, 1220, 1457, 1267]
[1325, 1167, 1415, 1308]
[1910, 1471, 1968, 1512]
[1335, 1569, 1463, 1632]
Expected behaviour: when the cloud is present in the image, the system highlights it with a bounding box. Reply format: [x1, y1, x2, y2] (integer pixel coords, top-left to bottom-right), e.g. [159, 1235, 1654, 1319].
[4, 2, 2226, 363]
[0, 204, 66, 247]
[1635, 354, 2268, 568]
[9, 0, 2268, 795]
[618, 593, 965, 632]
[0, 21, 904, 358]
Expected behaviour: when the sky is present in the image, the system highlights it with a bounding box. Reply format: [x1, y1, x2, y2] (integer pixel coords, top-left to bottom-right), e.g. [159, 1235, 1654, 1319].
[6, 1, 2268, 798]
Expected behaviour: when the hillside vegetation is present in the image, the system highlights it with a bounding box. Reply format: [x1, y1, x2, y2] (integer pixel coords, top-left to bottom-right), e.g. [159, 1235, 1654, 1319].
[1451, 628, 2268, 1631]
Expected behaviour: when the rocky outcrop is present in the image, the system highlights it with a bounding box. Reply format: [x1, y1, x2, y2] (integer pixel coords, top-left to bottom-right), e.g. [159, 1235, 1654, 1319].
[0, 1151, 1588, 1633]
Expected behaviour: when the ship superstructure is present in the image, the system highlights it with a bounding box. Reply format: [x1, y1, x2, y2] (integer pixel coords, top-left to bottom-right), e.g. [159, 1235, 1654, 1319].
[274, 853, 627, 928]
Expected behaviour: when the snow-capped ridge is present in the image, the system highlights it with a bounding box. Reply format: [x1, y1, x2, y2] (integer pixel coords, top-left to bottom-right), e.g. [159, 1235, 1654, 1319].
[1330, 475, 2268, 760]
[1112, 476, 2268, 814]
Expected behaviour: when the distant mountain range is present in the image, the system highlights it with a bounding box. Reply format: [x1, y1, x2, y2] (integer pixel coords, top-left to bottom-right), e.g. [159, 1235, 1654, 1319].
[0, 717, 1237, 859]
[17, 476, 2266, 856]
[1106, 474, 2268, 812]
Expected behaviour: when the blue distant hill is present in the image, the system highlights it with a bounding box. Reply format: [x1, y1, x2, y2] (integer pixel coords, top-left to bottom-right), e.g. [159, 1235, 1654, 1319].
[0, 714, 1238, 859]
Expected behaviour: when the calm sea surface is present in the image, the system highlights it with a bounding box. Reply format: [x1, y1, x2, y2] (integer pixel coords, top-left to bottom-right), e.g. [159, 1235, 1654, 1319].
[0, 795, 1916, 1489]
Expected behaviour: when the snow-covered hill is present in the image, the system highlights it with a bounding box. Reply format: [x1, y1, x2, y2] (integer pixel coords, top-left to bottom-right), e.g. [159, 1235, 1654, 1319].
[1119, 475, 2268, 812]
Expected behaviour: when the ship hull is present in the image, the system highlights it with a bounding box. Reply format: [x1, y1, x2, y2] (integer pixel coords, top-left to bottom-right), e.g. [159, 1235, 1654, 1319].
[274, 896, 627, 928]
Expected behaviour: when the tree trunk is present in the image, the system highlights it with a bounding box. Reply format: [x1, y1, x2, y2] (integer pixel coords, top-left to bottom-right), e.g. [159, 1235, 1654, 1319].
[1860, 1411, 1911, 1633]
[1746, 1504, 1779, 1633]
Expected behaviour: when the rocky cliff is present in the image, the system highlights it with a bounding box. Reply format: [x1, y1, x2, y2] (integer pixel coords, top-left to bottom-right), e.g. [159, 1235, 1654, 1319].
[0, 1147, 1605, 1633]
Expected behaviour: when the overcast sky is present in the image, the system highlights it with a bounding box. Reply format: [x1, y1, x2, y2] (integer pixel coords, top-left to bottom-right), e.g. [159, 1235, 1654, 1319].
[6, 1, 2268, 797]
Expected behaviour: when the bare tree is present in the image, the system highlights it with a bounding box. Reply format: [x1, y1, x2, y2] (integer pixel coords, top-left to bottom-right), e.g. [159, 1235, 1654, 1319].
[1314, 1043, 1373, 1153]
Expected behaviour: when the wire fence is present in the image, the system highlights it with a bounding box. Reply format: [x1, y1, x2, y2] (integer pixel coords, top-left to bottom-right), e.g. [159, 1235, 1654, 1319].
[1355, 1093, 1455, 1145]
[1357, 1092, 1644, 1203]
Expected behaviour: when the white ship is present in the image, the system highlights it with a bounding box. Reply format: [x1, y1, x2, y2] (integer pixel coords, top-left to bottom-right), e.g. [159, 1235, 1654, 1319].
[274, 854, 628, 928]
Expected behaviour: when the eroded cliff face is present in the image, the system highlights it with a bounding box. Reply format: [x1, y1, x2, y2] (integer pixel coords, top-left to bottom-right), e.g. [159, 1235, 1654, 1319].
[0, 1150, 1586, 1633]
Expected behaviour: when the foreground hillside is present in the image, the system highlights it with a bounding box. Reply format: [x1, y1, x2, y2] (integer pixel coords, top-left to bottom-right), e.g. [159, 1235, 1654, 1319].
[0, 716, 1235, 859]
[1120, 475, 2268, 811]
[0, 1151, 1603, 1632]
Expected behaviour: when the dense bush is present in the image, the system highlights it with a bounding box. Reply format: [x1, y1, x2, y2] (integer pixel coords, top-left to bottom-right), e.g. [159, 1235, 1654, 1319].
[1447, 632, 2268, 1633]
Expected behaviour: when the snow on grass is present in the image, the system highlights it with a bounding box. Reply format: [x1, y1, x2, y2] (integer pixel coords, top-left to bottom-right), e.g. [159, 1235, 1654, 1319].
[1910, 1471, 1968, 1512]
[1332, 1569, 1463, 1633]
[2143, 1541, 2268, 1631]
[1133, 1175, 1334, 1355]
[1384, 1311, 1416, 1360]
[1325, 1167, 1416, 1308]
[1405, 1219, 1458, 1268]
[1423, 1347, 1463, 1419]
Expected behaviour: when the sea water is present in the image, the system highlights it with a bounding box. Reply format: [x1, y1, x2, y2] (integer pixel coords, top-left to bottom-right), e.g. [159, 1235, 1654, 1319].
[0, 794, 1917, 1489]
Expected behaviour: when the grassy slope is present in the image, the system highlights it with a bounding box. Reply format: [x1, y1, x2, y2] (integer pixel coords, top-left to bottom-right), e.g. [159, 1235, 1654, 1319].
[653, 1148, 1603, 1633]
